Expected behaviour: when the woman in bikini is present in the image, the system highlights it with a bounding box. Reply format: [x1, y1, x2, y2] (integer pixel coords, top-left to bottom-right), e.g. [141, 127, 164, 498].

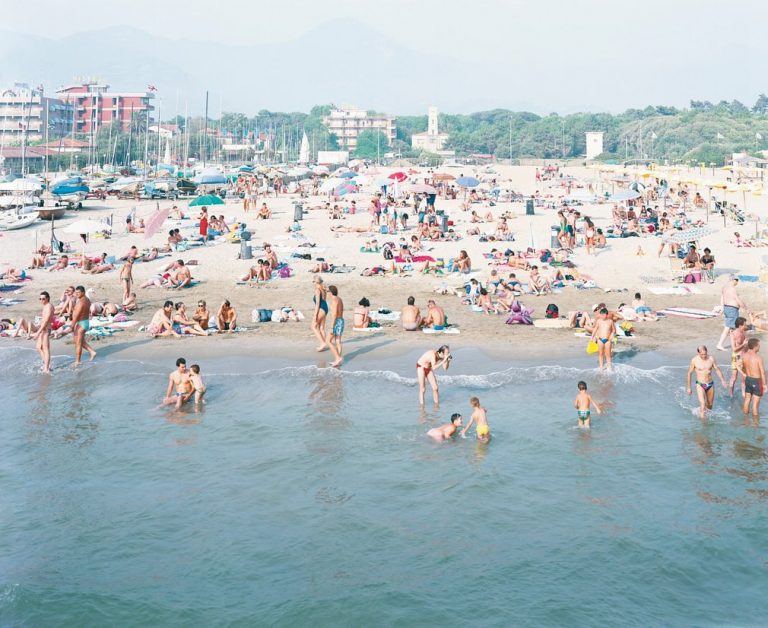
[416, 345, 452, 406]
[312, 276, 329, 351]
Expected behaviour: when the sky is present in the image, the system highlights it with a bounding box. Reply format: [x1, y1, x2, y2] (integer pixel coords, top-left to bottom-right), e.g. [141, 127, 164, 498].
[3, 0, 768, 114]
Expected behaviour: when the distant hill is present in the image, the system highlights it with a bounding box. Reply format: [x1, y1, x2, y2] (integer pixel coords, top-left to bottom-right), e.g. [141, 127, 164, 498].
[0, 20, 538, 116]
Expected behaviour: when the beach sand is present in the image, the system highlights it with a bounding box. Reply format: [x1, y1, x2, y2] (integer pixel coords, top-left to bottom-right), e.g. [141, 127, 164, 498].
[1, 164, 766, 363]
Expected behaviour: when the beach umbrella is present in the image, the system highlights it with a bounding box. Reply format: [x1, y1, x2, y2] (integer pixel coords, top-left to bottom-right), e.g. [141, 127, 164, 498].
[352, 174, 373, 186]
[339, 171, 357, 179]
[388, 171, 408, 183]
[143, 206, 172, 240]
[319, 177, 344, 193]
[64, 219, 110, 235]
[335, 182, 358, 196]
[189, 194, 224, 206]
[409, 183, 437, 194]
[456, 176, 480, 188]
[313, 165, 330, 175]
[609, 190, 642, 201]
[664, 226, 716, 244]
[432, 173, 455, 181]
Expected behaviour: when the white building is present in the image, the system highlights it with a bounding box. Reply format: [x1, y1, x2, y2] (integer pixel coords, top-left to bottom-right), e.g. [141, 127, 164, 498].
[322, 107, 396, 151]
[585, 132, 604, 160]
[411, 107, 450, 153]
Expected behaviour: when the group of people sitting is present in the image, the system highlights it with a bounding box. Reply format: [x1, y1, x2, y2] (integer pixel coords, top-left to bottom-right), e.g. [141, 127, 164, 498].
[147, 298, 238, 337]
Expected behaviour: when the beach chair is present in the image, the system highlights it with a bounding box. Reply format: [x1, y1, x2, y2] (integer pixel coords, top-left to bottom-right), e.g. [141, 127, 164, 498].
[668, 257, 687, 283]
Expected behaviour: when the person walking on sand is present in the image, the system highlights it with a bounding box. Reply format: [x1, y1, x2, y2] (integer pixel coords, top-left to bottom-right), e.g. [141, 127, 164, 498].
[119, 258, 133, 302]
[71, 285, 97, 366]
[740, 338, 767, 419]
[326, 284, 344, 367]
[717, 275, 745, 352]
[590, 307, 615, 369]
[416, 345, 452, 406]
[33, 291, 54, 373]
[461, 396, 490, 442]
[574, 381, 602, 428]
[312, 276, 329, 351]
[686, 345, 727, 419]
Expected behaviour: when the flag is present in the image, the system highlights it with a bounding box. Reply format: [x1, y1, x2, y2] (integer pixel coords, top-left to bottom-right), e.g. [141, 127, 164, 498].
[147, 84, 157, 92]
[651, 131, 658, 139]
[716, 132, 724, 139]
[757, 132, 763, 140]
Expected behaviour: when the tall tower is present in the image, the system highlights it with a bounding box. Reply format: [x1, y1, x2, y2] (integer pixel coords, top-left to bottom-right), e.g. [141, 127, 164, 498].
[585, 132, 604, 160]
[427, 107, 439, 136]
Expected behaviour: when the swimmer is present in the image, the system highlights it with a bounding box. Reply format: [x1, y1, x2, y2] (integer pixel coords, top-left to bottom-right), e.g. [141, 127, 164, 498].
[574, 381, 601, 428]
[686, 345, 727, 419]
[739, 338, 766, 419]
[427, 413, 462, 441]
[163, 357, 194, 409]
[416, 345, 452, 406]
[461, 396, 491, 442]
[189, 364, 206, 405]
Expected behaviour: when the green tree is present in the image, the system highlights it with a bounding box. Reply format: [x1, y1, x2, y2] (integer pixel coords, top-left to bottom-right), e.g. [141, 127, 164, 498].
[354, 130, 389, 159]
[753, 94, 768, 115]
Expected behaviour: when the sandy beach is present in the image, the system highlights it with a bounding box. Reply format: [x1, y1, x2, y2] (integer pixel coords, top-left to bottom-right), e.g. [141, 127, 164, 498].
[2, 164, 767, 363]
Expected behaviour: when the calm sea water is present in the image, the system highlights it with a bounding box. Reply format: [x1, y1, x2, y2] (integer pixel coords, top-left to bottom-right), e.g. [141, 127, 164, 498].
[1, 346, 767, 627]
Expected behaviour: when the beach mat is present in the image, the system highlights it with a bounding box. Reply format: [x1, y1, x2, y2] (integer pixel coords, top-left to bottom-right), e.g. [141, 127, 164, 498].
[656, 307, 716, 319]
[646, 285, 701, 295]
[533, 318, 570, 329]
[423, 327, 460, 335]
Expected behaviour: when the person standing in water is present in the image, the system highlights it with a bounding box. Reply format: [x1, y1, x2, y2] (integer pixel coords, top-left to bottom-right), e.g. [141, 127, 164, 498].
[686, 345, 727, 419]
[427, 413, 462, 441]
[33, 291, 54, 373]
[416, 345, 452, 406]
[590, 307, 615, 369]
[461, 396, 491, 442]
[574, 381, 601, 428]
[717, 275, 745, 352]
[728, 316, 748, 397]
[740, 338, 766, 419]
[311, 276, 328, 352]
[71, 285, 97, 366]
[326, 284, 344, 368]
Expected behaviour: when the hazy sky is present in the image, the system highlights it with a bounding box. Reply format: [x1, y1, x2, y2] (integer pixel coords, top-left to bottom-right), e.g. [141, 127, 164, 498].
[3, 0, 767, 113]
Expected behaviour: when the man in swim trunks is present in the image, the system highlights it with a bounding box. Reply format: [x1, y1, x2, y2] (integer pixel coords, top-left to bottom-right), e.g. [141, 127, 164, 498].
[71, 285, 97, 366]
[217, 300, 237, 333]
[170, 260, 192, 289]
[163, 357, 194, 409]
[33, 291, 54, 373]
[590, 308, 615, 369]
[422, 299, 446, 330]
[717, 275, 745, 352]
[401, 296, 423, 331]
[686, 345, 727, 419]
[148, 301, 180, 338]
[326, 285, 344, 368]
[426, 413, 462, 441]
[574, 380, 602, 428]
[729, 316, 748, 397]
[739, 338, 766, 420]
[416, 345, 452, 406]
[461, 396, 491, 442]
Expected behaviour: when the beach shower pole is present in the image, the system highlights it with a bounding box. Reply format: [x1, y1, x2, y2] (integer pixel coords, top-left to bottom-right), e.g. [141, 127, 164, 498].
[203, 91, 209, 168]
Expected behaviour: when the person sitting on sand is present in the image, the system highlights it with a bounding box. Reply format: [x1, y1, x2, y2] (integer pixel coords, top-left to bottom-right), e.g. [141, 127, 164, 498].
[119, 246, 140, 262]
[683, 244, 700, 269]
[216, 299, 237, 333]
[140, 247, 159, 262]
[631, 292, 658, 321]
[495, 217, 511, 240]
[422, 299, 446, 330]
[192, 300, 210, 330]
[258, 203, 272, 220]
[173, 302, 208, 336]
[528, 266, 551, 295]
[169, 260, 192, 289]
[241, 261, 262, 283]
[353, 297, 371, 329]
[122, 292, 137, 312]
[31, 249, 49, 269]
[476, 288, 496, 314]
[1, 267, 28, 282]
[748, 310, 768, 332]
[148, 301, 180, 337]
[568, 310, 592, 329]
[700, 247, 715, 283]
[427, 413, 463, 441]
[310, 258, 331, 273]
[48, 255, 70, 272]
[401, 296, 423, 331]
[263, 243, 278, 270]
[451, 250, 471, 274]
[733, 232, 752, 248]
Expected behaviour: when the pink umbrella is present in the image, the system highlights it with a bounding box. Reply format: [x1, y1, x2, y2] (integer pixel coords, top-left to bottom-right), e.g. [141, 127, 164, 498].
[409, 183, 437, 194]
[144, 206, 172, 240]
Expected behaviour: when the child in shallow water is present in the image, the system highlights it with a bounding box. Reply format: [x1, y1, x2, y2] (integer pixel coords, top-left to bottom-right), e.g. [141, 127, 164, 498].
[574, 381, 601, 428]
[190, 364, 206, 405]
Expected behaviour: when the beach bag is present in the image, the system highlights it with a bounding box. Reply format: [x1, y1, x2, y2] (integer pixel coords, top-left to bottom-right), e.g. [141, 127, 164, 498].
[545, 304, 559, 319]
[684, 273, 696, 284]
[258, 309, 273, 322]
[539, 250, 552, 263]
[278, 266, 292, 279]
[383, 246, 394, 260]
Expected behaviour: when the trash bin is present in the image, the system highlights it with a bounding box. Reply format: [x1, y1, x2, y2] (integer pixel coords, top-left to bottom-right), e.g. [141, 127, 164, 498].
[550, 226, 560, 249]
[526, 199, 535, 215]
[293, 203, 304, 221]
[240, 241, 252, 260]
[436, 209, 448, 232]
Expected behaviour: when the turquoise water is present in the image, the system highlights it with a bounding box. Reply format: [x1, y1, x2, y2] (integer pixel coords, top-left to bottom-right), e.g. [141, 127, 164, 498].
[1, 347, 768, 626]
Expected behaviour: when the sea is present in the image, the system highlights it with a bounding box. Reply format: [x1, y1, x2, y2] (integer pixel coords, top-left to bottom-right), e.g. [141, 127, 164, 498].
[1, 345, 767, 627]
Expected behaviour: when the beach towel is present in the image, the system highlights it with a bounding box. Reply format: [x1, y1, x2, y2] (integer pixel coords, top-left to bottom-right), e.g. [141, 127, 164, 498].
[656, 307, 716, 319]
[646, 285, 701, 295]
[533, 318, 570, 329]
[422, 327, 460, 334]
[0, 285, 23, 292]
[370, 310, 400, 322]
[394, 255, 436, 264]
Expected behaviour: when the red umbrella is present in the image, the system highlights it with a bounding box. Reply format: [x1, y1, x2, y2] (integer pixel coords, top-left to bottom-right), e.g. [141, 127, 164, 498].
[388, 171, 407, 182]
[144, 206, 172, 240]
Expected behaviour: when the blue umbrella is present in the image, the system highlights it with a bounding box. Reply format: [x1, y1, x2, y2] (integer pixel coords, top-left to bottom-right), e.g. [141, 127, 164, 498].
[456, 176, 480, 188]
[339, 171, 357, 179]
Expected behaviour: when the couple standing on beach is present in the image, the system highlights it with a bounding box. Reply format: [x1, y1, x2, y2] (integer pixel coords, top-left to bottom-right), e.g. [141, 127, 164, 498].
[311, 276, 344, 368]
